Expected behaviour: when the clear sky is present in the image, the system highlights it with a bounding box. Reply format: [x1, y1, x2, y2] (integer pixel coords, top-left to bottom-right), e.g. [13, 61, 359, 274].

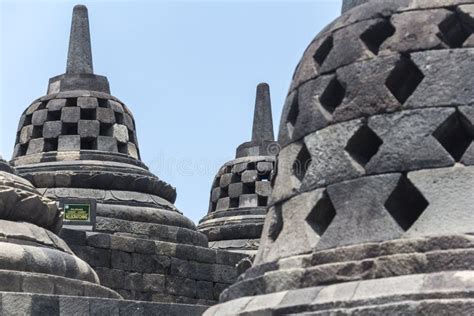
[1, 0, 342, 224]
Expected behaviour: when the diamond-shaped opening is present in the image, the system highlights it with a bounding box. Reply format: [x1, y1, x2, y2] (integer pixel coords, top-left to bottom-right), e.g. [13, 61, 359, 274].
[47, 110, 61, 121]
[360, 19, 395, 55]
[117, 142, 128, 154]
[80, 138, 95, 150]
[306, 191, 336, 236]
[286, 94, 299, 139]
[385, 56, 424, 105]
[438, 12, 471, 48]
[313, 36, 333, 69]
[432, 111, 473, 162]
[81, 108, 96, 120]
[62, 123, 78, 135]
[292, 142, 311, 182]
[268, 204, 283, 241]
[345, 125, 383, 167]
[44, 138, 58, 152]
[319, 77, 346, 114]
[384, 175, 428, 231]
[229, 198, 239, 208]
[32, 126, 43, 139]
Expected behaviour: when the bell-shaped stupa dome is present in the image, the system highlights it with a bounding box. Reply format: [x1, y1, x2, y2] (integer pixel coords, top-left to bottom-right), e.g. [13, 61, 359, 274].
[206, 0, 474, 314]
[198, 83, 278, 254]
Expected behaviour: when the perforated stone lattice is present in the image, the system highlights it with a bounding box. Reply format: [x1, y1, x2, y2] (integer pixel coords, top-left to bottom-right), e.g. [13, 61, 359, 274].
[13, 95, 140, 159]
[209, 159, 275, 213]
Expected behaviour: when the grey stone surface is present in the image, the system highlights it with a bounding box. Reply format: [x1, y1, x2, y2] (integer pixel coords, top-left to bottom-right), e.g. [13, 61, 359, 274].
[317, 174, 405, 249]
[67, 5, 93, 74]
[405, 166, 474, 237]
[406, 49, 474, 108]
[43, 121, 62, 139]
[303, 119, 365, 189]
[78, 120, 100, 138]
[366, 108, 456, 173]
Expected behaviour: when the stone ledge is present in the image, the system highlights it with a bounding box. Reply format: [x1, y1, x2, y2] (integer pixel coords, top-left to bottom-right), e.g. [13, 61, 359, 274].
[206, 271, 474, 315]
[0, 292, 207, 315]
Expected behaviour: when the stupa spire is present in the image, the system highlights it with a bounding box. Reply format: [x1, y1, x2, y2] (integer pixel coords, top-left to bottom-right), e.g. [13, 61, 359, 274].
[251, 83, 275, 142]
[66, 5, 93, 74]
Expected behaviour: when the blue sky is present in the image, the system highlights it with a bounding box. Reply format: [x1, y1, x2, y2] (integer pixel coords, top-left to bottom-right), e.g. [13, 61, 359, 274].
[1, 0, 342, 224]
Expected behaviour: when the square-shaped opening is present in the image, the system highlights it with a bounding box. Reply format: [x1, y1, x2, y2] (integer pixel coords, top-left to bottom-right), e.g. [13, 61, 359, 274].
[80, 138, 96, 150]
[62, 123, 78, 135]
[81, 108, 96, 120]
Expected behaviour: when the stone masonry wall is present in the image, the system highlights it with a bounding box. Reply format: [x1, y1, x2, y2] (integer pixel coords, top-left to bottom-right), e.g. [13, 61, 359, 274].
[60, 229, 247, 306]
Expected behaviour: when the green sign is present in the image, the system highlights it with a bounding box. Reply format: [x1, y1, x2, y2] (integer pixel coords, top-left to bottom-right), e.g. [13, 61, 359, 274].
[64, 204, 91, 221]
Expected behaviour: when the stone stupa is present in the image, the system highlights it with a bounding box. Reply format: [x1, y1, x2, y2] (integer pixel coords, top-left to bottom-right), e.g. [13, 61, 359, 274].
[0, 158, 123, 314]
[206, 0, 474, 314]
[198, 83, 278, 255]
[10, 4, 246, 308]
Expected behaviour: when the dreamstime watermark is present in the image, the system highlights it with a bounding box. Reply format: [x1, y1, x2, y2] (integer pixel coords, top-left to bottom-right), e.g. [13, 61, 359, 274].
[147, 142, 312, 180]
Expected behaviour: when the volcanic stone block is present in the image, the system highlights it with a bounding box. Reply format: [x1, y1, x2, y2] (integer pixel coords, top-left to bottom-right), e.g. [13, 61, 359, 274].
[406, 49, 474, 108]
[26, 138, 45, 154]
[46, 99, 67, 111]
[124, 273, 143, 291]
[229, 183, 245, 198]
[211, 187, 222, 203]
[333, 55, 404, 122]
[123, 113, 134, 130]
[112, 124, 129, 143]
[166, 276, 197, 298]
[197, 281, 214, 300]
[216, 198, 230, 211]
[271, 142, 306, 203]
[232, 162, 248, 174]
[22, 275, 55, 294]
[320, 19, 387, 73]
[26, 102, 42, 115]
[317, 174, 405, 250]
[219, 173, 236, 188]
[303, 119, 365, 189]
[111, 250, 132, 270]
[382, 9, 452, 52]
[94, 267, 125, 289]
[241, 170, 258, 183]
[96, 136, 118, 152]
[108, 100, 124, 113]
[143, 274, 165, 293]
[77, 96, 98, 109]
[405, 166, 474, 237]
[366, 108, 456, 173]
[32, 109, 48, 126]
[61, 107, 80, 123]
[58, 135, 80, 151]
[96, 107, 115, 124]
[19, 126, 33, 144]
[78, 120, 100, 138]
[257, 161, 273, 173]
[256, 181, 271, 197]
[239, 194, 258, 208]
[127, 142, 139, 159]
[259, 189, 325, 262]
[43, 121, 62, 139]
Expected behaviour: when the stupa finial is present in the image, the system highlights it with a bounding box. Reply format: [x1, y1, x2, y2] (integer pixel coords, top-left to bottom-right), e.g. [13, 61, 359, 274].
[251, 83, 275, 142]
[66, 4, 93, 74]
